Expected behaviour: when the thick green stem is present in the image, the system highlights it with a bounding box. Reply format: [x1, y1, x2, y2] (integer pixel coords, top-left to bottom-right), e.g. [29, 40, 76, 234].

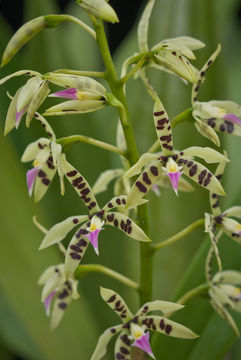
[57, 134, 125, 156]
[153, 218, 205, 252]
[94, 20, 153, 307]
[75, 264, 139, 290]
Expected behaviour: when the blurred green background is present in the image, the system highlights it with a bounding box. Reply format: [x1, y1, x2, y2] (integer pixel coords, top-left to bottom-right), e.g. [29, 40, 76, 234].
[1, 0, 241, 359]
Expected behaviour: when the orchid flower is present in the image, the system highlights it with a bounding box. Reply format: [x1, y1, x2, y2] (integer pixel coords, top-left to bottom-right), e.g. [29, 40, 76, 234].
[121, 0, 204, 84]
[208, 270, 241, 336]
[38, 263, 79, 329]
[43, 72, 107, 116]
[191, 45, 241, 146]
[0, 70, 50, 134]
[204, 157, 241, 270]
[21, 114, 64, 202]
[39, 155, 150, 279]
[124, 98, 228, 209]
[91, 287, 197, 360]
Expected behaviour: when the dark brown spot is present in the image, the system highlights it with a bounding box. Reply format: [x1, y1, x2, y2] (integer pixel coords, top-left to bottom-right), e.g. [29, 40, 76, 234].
[135, 181, 147, 193]
[116, 198, 121, 205]
[38, 170, 46, 177]
[150, 166, 158, 176]
[72, 218, 78, 224]
[187, 161, 193, 168]
[189, 164, 197, 177]
[142, 172, 151, 185]
[165, 324, 172, 334]
[200, 71, 205, 77]
[114, 219, 119, 227]
[107, 294, 116, 303]
[58, 302, 67, 310]
[58, 289, 69, 299]
[111, 328, 116, 334]
[160, 319, 165, 330]
[225, 120, 234, 134]
[121, 334, 131, 346]
[108, 202, 113, 208]
[70, 252, 81, 260]
[107, 214, 114, 222]
[120, 347, 129, 355]
[42, 178, 50, 186]
[172, 51, 177, 56]
[70, 245, 82, 253]
[81, 188, 90, 196]
[220, 124, 226, 132]
[72, 177, 83, 186]
[203, 173, 212, 186]
[154, 110, 164, 116]
[207, 60, 213, 65]
[116, 353, 125, 359]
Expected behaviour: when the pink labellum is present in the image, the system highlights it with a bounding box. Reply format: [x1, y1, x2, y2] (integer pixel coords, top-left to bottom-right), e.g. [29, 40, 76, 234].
[222, 113, 241, 126]
[133, 332, 155, 359]
[85, 229, 103, 255]
[26, 167, 40, 196]
[44, 290, 56, 316]
[16, 106, 28, 128]
[49, 88, 78, 100]
[167, 171, 183, 195]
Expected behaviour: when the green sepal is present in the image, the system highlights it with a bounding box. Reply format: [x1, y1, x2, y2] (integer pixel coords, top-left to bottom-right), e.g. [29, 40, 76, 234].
[153, 98, 174, 156]
[26, 80, 50, 127]
[213, 270, 241, 285]
[136, 300, 184, 316]
[224, 206, 241, 219]
[34, 160, 57, 202]
[139, 315, 198, 339]
[21, 138, 50, 162]
[137, 0, 155, 52]
[114, 330, 131, 360]
[39, 215, 88, 250]
[125, 161, 162, 209]
[180, 146, 229, 164]
[92, 169, 124, 195]
[180, 158, 226, 196]
[102, 196, 128, 211]
[65, 225, 89, 279]
[100, 287, 133, 322]
[104, 212, 151, 242]
[124, 154, 158, 179]
[4, 87, 23, 135]
[90, 325, 122, 360]
[0, 70, 41, 85]
[17, 76, 43, 112]
[193, 116, 220, 147]
[50, 281, 73, 330]
[59, 154, 100, 214]
[191, 44, 221, 104]
[44, 99, 106, 116]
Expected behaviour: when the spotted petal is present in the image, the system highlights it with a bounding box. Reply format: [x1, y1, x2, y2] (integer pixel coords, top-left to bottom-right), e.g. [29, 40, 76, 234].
[180, 147, 229, 164]
[137, 0, 155, 52]
[41, 271, 65, 302]
[33, 113, 56, 140]
[21, 138, 50, 162]
[210, 297, 240, 337]
[191, 44, 221, 104]
[204, 118, 241, 138]
[213, 271, 241, 285]
[224, 206, 241, 219]
[26, 79, 50, 127]
[60, 154, 99, 213]
[114, 329, 131, 360]
[137, 300, 184, 317]
[39, 215, 88, 250]
[65, 226, 89, 278]
[38, 264, 64, 285]
[100, 287, 133, 322]
[90, 325, 122, 360]
[204, 213, 222, 270]
[92, 169, 124, 195]
[33, 160, 57, 202]
[209, 156, 227, 215]
[50, 281, 73, 329]
[193, 116, 220, 146]
[153, 98, 174, 156]
[102, 196, 128, 211]
[140, 316, 198, 339]
[178, 158, 225, 196]
[104, 212, 151, 242]
[154, 50, 197, 83]
[124, 154, 158, 179]
[126, 162, 162, 209]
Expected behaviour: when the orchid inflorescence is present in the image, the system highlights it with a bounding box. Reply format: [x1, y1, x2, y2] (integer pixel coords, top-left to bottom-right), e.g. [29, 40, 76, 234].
[1, 0, 241, 358]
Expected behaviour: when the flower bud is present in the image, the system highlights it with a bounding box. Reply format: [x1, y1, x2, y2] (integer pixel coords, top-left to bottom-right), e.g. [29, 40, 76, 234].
[77, 0, 119, 23]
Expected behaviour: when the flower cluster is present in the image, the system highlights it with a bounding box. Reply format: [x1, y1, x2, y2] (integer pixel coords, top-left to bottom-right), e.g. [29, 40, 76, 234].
[91, 287, 197, 360]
